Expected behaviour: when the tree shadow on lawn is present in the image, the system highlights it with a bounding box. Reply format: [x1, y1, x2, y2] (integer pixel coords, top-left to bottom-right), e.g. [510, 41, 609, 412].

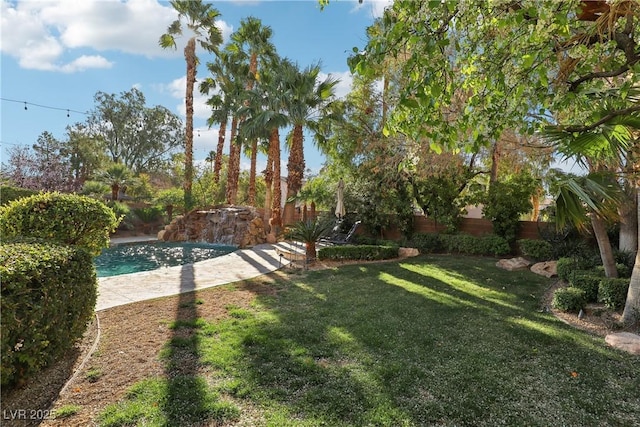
[232, 256, 640, 427]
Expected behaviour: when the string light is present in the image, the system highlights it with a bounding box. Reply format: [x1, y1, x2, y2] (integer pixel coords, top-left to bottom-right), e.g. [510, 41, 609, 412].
[1, 97, 88, 117]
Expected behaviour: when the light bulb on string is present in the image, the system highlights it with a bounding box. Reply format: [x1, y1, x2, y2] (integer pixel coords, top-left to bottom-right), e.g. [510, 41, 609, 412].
[24, 102, 27, 110]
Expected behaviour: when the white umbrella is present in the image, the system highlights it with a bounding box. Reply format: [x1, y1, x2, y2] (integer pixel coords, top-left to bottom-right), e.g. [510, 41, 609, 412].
[335, 178, 345, 218]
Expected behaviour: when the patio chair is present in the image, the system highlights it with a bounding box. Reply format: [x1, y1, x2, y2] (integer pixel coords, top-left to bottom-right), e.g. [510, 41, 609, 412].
[319, 220, 361, 245]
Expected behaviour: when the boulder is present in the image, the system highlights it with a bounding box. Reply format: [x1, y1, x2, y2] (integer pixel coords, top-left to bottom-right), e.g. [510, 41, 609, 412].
[605, 332, 640, 355]
[496, 257, 532, 271]
[399, 247, 420, 258]
[530, 261, 558, 278]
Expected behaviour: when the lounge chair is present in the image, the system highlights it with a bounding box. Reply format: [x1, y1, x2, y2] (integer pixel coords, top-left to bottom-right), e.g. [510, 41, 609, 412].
[319, 220, 361, 245]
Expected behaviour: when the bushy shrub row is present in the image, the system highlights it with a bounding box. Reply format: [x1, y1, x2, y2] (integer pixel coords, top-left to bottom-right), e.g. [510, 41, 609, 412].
[553, 277, 630, 312]
[556, 257, 598, 282]
[318, 244, 399, 261]
[1, 241, 97, 387]
[407, 233, 510, 256]
[517, 239, 553, 261]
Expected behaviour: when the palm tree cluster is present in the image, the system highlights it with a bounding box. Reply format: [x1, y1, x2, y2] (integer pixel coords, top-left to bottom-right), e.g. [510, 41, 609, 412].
[160, 2, 339, 236]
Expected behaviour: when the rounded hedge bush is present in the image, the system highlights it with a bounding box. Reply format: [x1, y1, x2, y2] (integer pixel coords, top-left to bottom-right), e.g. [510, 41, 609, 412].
[517, 239, 553, 261]
[598, 278, 630, 311]
[552, 287, 587, 313]
[569, 271, 603, 303]
[1, 241, 97, 387]
[0, 192, 120, 256]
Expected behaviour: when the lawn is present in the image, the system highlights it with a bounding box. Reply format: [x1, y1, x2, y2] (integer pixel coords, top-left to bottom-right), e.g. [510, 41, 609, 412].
[99, 255, 640, 427]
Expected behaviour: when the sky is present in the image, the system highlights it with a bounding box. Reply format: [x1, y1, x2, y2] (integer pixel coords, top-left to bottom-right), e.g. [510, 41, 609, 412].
[0, 0, 391, 174]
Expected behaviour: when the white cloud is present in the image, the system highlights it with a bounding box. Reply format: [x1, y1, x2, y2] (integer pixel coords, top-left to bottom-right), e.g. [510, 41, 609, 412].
[0, 0, 232, 72]
[164, 76, 211, 120]
[320, 71, 353, 99]
[59, 55, 114, 73]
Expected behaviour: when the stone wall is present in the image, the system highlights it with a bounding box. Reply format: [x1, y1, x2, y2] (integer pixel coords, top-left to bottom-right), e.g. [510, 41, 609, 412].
[158, 206, 267, 248]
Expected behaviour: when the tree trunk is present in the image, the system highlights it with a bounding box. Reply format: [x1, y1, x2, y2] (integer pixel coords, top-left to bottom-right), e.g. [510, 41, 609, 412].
[305, 240, 317, 262]
[248, 138, 257, 206]
[622, 186, 640, 325]
[263, 145, 274, 227]
[213, 119, 226, 184]
[591, 213, 618, 278]
[225, 116, 240, 205]
[619, 183, 638, 253]
[270, 128, 282, 231]
[183, 37, 196, 210]
[111, 184, 119, 201]
[489, 140, 500, 184]
[283, 125, 305, 225]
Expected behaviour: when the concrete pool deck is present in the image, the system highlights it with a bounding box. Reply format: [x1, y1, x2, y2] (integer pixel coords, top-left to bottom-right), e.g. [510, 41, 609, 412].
[97, 237, 306, 311]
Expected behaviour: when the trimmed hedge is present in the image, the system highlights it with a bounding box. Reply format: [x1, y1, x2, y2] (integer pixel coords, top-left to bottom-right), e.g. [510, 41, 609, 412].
[517, 239, 553, 261]
[0, 192, 120, 256]
[1, 241, 97, 387]
[556, 257, 597, 282]
[407, 233, 510, 256]
[552, 287, 586, 313]
[318, 245, 399, 261]
[598, 278, 630, 310]
[568, 271, 602, 303]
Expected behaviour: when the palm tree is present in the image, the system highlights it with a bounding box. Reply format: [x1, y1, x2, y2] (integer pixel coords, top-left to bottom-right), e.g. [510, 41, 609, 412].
[200, 50, 249, 187]
[96, 163, 136, 201]
[227, 17, 276, 206]
[285, 217, 334, 262]
[281, 61, 339, 225]
[159, 0, 222, 211]
[241, 57, 290, 232]
[544, 107, 640, 325]
[205, 150, 215, 173]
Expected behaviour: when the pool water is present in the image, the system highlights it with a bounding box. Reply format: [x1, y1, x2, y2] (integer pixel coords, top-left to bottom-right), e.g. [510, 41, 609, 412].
[95, 241, 236, 277]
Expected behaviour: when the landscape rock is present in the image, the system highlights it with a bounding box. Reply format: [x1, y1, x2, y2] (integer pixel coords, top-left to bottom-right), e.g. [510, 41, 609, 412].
[398, 247, 420, 258]
[605, 332, 640, 355]
[530, 261, 558, 278]
[496, 257, 532, 271]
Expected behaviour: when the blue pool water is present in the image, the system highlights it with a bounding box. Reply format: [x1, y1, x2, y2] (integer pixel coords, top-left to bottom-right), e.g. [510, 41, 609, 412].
[95, 241, 236, 277]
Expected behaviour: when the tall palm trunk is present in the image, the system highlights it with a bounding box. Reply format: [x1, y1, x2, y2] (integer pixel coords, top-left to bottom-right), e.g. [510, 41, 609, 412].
[184, 37, 196, 210]
[226, 116, 240, 204]
[619, 183, 638, 252]
[270, 128, 282, 230]
[263, 142, 274, 225]
[213, 119, 226, 183]
[247, 53, 259, 206]
[283, 125, 305, 225]
[248, 138, 258, 205]
[622, 185, 640, 325]
[591, 213, 618, 278]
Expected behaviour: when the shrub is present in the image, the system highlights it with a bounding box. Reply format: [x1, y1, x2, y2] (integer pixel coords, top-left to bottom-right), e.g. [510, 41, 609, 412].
[598, 278, 630, 310]
[569, 271, 602, 303]
[483, 174, 537, 243]
[0, 192, 120, 256]
[407, 233, 443, 253]
[552, 287, 587, 313]
[318, 245, 399, 261]
[440, 234, 510, 256]
[594, 263, 632, 279]
[1, 241, 97, 387]
[517, 239, 553, 261]
[556, 257, 597, 282]
[133, 206, 164, 224]
[0, 186, 38, 206]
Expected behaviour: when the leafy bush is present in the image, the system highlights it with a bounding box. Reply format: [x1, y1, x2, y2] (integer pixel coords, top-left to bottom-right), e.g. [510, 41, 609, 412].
[318, 245, 399, 261]
[594, 263, 632, 279]
[552, 287, 587, 313]
[598, 278, 630, 310]
[133, 206, 164, 224]
[0, 186, 39, 206]
[407, 233, 443, 253]
[440, 234, 510, 256]
[517, 239, 553, 261]
[569, 271, 602, 303]
[556, 256, 598, 282]
[0, 192, 120, 256]
[483, 174, 537, 243]
[614, 249, 636, 272]
[1, 241, 97, 387]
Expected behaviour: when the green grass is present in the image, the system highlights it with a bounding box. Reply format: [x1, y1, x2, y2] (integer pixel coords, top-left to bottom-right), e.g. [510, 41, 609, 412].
[99, 255, 640, 427]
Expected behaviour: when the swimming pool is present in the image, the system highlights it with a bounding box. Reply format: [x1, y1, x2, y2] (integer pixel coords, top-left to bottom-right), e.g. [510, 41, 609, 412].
[95, 241, 237, 277]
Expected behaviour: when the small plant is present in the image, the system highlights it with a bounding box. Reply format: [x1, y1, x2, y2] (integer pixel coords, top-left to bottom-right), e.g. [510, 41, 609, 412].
[408, 233, 443, 253]
[552, 287, 587, 313]
[285, 218, 334, 261]
[53, 404, 82, 419]
[86, 368, 102, 383]
[598, 278, 630, 310]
